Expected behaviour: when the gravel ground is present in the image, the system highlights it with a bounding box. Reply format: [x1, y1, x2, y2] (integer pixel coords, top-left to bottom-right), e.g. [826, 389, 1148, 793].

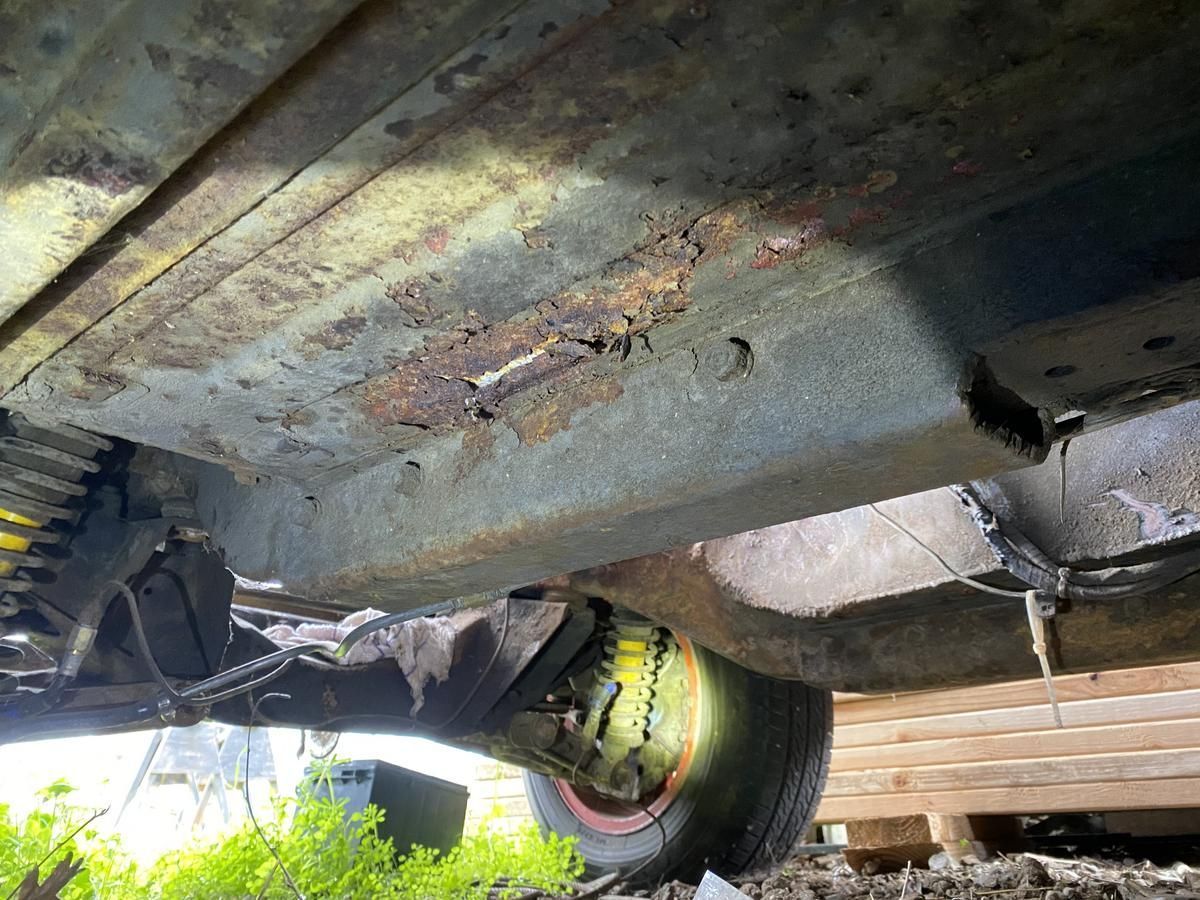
[647, 853, 1200, 900]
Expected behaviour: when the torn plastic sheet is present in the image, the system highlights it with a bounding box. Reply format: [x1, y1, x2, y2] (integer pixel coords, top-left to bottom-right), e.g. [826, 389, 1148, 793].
[264, 608, 458, 714]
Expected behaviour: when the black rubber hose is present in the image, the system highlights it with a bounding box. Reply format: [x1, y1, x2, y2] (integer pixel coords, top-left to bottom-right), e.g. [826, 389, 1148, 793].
[0, 579, 127, 725]
[950, 483, 1200, 601]
[948, 485, 1057, 591]
[3, 589, 501, 740]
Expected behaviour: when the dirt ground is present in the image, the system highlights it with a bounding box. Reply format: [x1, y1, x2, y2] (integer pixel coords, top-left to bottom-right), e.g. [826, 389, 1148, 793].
[646, 852, 1200, 900]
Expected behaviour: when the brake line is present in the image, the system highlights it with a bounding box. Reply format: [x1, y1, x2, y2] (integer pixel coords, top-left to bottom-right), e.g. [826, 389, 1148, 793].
[113, 579, 302, 708]
[944, 482, 1200, 728]
[175, 590, 505, 707]
[869, 503, 1026, 599]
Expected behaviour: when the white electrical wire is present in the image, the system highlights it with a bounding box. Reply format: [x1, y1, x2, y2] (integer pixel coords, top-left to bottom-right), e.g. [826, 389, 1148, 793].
[868, 505, 1063, 727]
[869, 504, 1027, 598]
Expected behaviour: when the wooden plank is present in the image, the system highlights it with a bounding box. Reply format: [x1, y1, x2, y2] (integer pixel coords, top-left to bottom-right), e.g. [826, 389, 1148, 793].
[842, 814, 1023, 870]
[815, 777, 1200, 822]
[843, 844, 941, 873]
[834, 691, 876, 704]
[830, 717, 1200, 772]
[846, 814, 939, 847]
[824, 748, 1200, 797]
[834, 688, 1200, 748]
[835, 662, 1200, 725]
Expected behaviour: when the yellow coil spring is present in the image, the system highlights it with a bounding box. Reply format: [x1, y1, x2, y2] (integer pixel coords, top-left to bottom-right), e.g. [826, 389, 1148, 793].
[599, 613, 660, 750]
[0, 509, 43, 585]
[0, 415, 109, 605]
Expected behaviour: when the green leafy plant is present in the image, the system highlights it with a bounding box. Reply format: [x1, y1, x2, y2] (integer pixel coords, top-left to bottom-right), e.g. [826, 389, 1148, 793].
[0, 780, 139, 899]
[393, 821, 583, 900]
[1, 765, 583, 899]
[146, 769, 398, 900]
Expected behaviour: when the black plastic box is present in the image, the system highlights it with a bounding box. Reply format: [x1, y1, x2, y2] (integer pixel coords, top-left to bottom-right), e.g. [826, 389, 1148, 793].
[308, 759, 469, 856]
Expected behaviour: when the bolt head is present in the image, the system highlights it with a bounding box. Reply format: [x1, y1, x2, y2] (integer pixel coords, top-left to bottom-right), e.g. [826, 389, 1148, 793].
[702, 338, 753, 381]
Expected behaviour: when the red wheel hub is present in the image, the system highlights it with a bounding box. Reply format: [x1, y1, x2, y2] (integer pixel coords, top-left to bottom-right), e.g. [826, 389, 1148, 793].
[553, 636, 700, 836]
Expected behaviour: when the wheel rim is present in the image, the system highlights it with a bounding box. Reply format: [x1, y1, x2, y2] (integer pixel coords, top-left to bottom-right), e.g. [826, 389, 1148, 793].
[553, 635, 700, 836]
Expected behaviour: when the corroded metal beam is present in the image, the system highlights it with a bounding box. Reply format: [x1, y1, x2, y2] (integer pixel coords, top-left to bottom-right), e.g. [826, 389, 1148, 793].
[183, 125, 1200, 614]
[7, 0, 1200, 480]
[564, 401, 1200, 688]
[0, 0, 531, 392]
[3, 0, 1200, 661]
[0, 0, 360, 324]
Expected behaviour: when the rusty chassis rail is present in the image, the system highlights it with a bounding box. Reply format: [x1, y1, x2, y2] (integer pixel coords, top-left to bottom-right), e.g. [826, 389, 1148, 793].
[186, 133, 1200, 616]
[2, 0, 1200, 692]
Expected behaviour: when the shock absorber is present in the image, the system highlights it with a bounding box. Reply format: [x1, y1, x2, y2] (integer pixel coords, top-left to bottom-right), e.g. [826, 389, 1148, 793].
[598, 611, 661, 760]
[0, 413, 111, 617]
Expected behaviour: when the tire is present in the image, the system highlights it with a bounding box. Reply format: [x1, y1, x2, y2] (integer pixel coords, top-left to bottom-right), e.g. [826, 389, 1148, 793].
[523, 640, 832, 886]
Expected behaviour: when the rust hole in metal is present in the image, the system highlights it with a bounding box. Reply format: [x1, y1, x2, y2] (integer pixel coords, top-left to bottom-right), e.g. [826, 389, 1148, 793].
[964, 356, 1049, 458]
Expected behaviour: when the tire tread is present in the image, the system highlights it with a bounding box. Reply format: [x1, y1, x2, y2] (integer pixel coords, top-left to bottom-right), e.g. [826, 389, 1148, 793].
[523, 646, 833, 886]
[727, 679, 832, 872]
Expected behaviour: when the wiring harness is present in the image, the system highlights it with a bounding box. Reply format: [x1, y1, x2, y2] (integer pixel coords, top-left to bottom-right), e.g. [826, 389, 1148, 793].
[875, 481, 1200, 728]
[949, 483, 1200, 602]
[0, 584, 504, 739]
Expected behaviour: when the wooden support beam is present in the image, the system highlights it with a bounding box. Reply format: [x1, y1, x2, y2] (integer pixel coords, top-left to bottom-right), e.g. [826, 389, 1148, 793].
[835, 689, 1200, 748]
[830, 717, 1200, 772]
[843, 843, 942, 873]
[825, 748, 1200, 797]
[816, 777, 1200, 822]
[834, 663, 1200, 726]
[841, 814, 1024, 872]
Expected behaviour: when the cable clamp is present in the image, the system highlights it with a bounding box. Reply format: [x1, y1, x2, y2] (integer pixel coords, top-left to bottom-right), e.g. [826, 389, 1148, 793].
[1056, 566, 1072, 598]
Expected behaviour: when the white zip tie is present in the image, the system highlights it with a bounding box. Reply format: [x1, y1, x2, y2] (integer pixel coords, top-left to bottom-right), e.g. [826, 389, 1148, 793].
[1025, 589, 1063, 728]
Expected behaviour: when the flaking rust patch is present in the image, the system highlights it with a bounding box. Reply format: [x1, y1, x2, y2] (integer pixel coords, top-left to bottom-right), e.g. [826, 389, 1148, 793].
[455, 423, 496, 479]
[44, 146, 154, 198]
[357, 206, 743, 432]
[511, 378, 623, 446]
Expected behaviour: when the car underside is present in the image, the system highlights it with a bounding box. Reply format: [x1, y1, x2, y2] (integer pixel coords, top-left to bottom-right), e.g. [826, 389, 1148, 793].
[2, 0, 1199, 884]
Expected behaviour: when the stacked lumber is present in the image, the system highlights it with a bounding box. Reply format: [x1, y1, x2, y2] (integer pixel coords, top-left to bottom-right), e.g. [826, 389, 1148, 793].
[465, 761, 534, 834]
[815, 661, 1200, 823]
